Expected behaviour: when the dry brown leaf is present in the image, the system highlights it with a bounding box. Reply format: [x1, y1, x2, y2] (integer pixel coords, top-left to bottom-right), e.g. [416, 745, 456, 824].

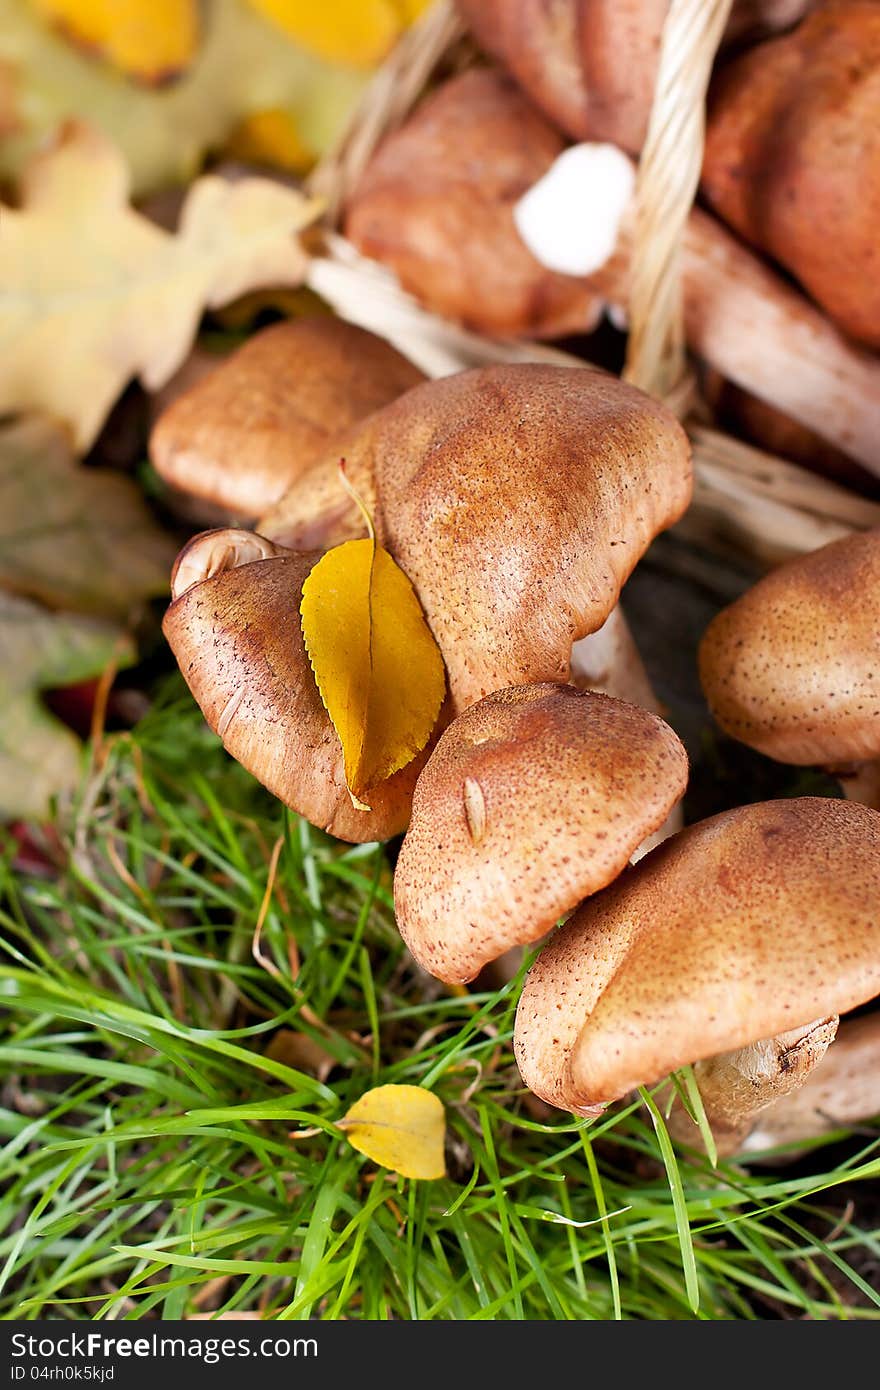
[0, 591, 132, 818]
[0, 416, 176, 617]
[186, 1313, 263, 1321]
[0, 120, 322, 451]
[264, 1029, 336, 1083]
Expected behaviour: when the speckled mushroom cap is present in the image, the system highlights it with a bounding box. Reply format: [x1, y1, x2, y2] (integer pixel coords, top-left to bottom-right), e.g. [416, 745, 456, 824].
[514, 798, 880, 1114]
[393, 683, 688, 985]
[702, 1, 880, 348]
[699, 529, 880, 766]
[149, 318, 424, 518]
[261, 363, 692, 711]
[456, 0, 671, 153]
[162, 529, 427, 843]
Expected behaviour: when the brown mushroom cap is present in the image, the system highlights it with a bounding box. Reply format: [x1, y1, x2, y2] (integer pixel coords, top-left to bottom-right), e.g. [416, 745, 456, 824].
[455, 0, 668, 153]
[393, 683, 688, 985]
[699, 528, 880, 766]
[515, 797, 880, 1113]
[457, 1, 817, 156]
[702, 1, 880, 348]
[262, 363, 692, 711]
[344, 69, 604, 339]
[163, 529, 427, 842]
[149, 318, 425, 517]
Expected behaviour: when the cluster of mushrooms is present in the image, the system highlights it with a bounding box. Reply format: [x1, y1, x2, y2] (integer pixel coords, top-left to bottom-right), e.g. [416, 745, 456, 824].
[343, 0, 880, 485]
[155, 311, 880, 1160]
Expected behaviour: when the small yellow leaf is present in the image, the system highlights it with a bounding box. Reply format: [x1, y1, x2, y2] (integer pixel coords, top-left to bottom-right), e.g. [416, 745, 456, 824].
[339, 1085, 446, 1180]
[392, 0, 434, 23]
[31, 0, 199, 83]
[223, 108, 314, 174]
[246, 0, 403, 68]
[300, 528, 445, 806]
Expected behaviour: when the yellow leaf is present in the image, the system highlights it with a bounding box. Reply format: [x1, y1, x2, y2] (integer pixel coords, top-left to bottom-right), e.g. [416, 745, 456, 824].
[0, 120, 323, 450]
[339, 1085, 446, 1179]
[223, 108, 314, 173]
[393, 0, 433, 23]
[300, 515, 445, 807]
[246, 0, 403, 68]
[31, 0, 199, 83]
[0, 0, 369, 196]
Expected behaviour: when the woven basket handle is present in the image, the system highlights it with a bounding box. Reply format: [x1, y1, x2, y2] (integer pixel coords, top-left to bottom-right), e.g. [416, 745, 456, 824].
[623, 0, 734, 398]
[307, 2, 465, 225]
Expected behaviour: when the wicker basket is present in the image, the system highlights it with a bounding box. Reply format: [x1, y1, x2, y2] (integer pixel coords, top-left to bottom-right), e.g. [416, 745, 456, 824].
[299, 0, 879, 572]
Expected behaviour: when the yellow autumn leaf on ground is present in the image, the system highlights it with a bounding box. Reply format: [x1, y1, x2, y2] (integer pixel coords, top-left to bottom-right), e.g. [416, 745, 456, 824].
[0, 120, 322, 451]
[300, 521, 445, 807]
[223, 108, 313, 173]
[247, 0, 428, 69]
[0, 0, 368, 195]
[31, 0, 199, 83]
[339, 1085, 446, 1179]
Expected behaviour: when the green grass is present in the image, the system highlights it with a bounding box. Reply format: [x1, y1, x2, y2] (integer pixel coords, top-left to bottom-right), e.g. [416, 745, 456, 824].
[2, 678, 880, 1321]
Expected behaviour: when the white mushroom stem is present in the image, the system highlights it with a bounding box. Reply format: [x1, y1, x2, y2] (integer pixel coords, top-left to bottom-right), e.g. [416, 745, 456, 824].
[570, 605, 658, 710]
[667, 1015, 839, 1156]
[739, 1013, 880, 1159]
[678, 210, 880, 479]
[829, 762, 880, 812]
[515, 151, 880, 476]
[570, 606, 684, 858]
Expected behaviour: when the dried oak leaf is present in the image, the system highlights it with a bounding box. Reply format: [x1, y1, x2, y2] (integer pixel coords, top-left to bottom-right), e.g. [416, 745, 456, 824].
[0, 120, 322, 451]
[0, 417, 176, 617]
[0, 591, 132, 819]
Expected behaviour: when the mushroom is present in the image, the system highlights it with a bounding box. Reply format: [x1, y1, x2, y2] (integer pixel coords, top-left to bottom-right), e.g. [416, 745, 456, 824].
[698, 528, 880, 808]
[345, 69, 880, 476]
[393, 683, 688, 985]
[728, 1013, 880, 1159]
[149, 317, 425, 519]
[257, 361, 693, 712]
[455, 0, 816, 155]
[702, 1, 880, 349]
[162, 528, 429, 842]
[344, 68, 605, 340]
[514, 797, 880, 1152]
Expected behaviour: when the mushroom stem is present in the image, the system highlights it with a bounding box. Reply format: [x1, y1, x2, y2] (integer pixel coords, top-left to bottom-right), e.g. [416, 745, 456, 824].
[569, 605, 658, 710]
[737, 1012, 880, 1159]
[517, 155, 880, 474]
[830, 761, 880, 812]
[597, 209, 880, 478]
[570, 606, 684, 858]
[667, 1015, 839, 1156]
